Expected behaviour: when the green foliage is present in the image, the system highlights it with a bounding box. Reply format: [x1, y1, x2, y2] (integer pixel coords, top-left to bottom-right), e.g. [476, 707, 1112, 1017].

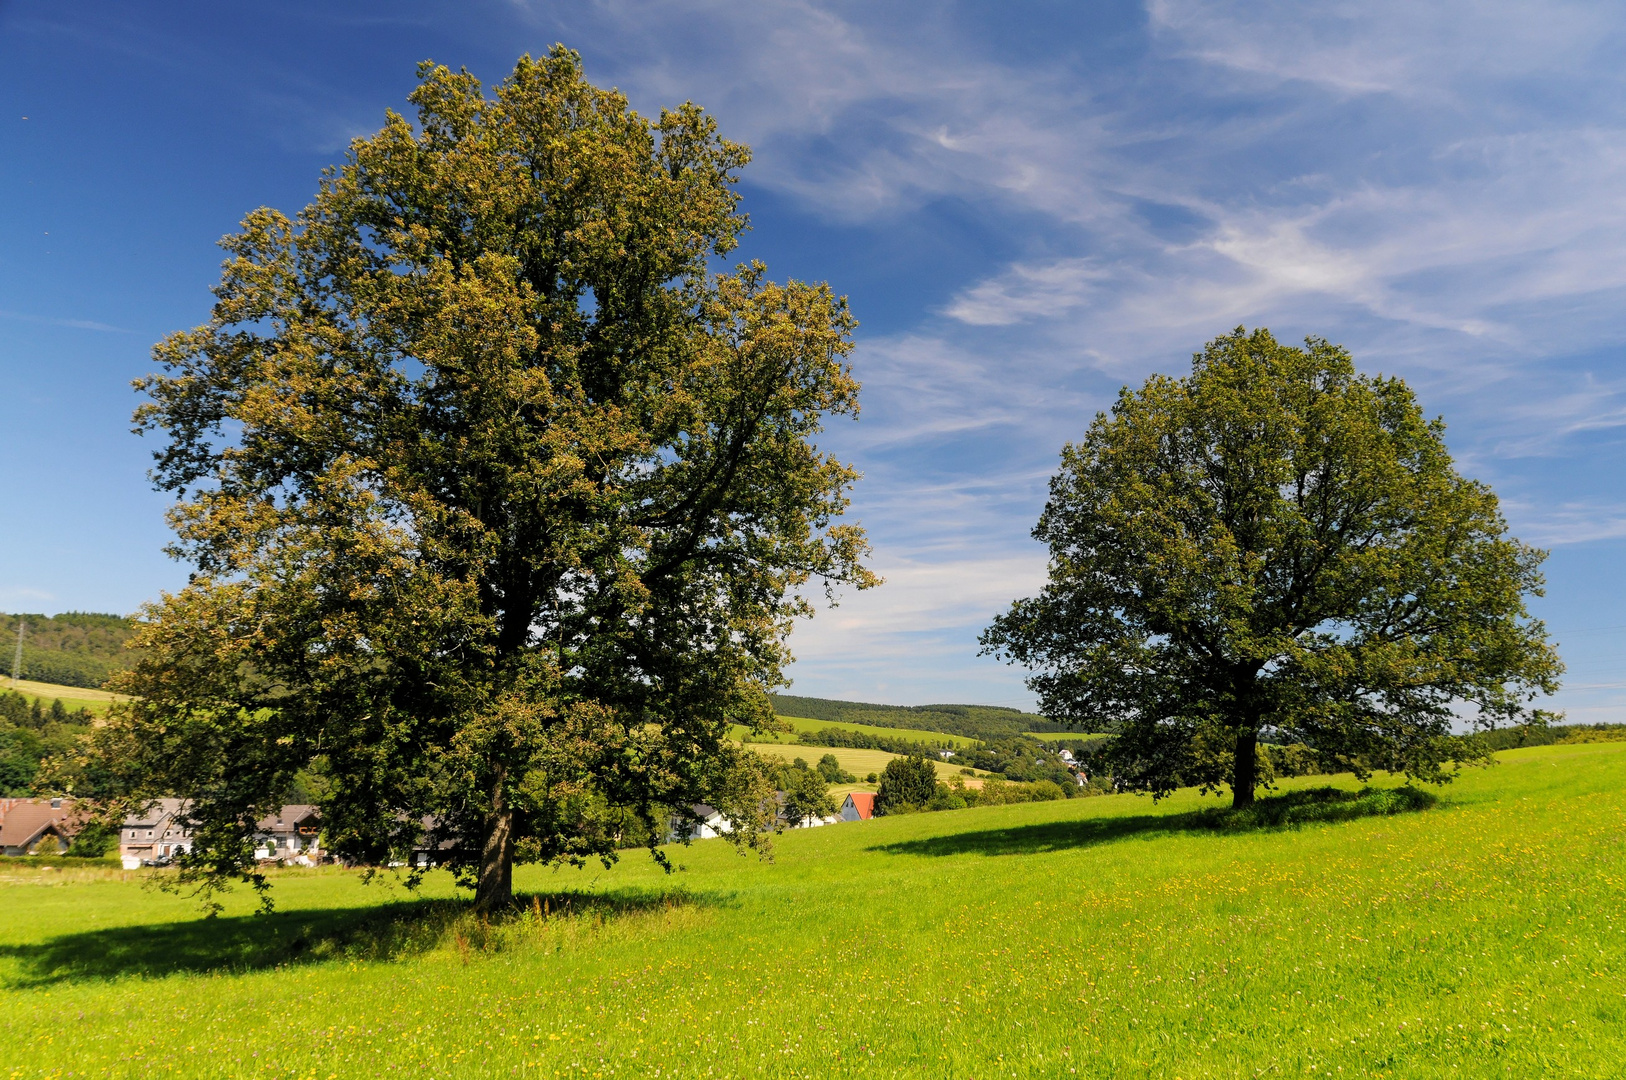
[0, 613, 136, 689]
[64, 821, 117, 858]
[773, 758, 836, 825]
[767, 694, 1065, 738]
[984, 327, 1562, 808]
[957, 776, 1071, 806]
[0, 692, 97, 797]
[876, 755, 939, 814]
[940, 736, 1082, 786]
[1471, 722, 1626, 751]
[792, 725, 954, 755]
[814, 753, 855, 784]
[91, 49, 874, 912]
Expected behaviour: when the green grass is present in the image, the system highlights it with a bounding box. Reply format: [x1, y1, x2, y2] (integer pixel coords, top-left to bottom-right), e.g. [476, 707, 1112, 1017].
[2, 677, 124, 715]
[2, 744, 1624, 1078]
[732, 715, 979, 747]
[750, 741, 985, 781]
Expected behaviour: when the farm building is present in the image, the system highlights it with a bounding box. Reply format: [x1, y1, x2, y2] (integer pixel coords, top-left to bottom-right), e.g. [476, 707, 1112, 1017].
[668, 803, 733, 841]
[0, 797, 84, 855]
[120, 801, 325, 868]
[839, 792, 876, 821]
[120, 798, 193, 868]
[253, 805, 323, 864]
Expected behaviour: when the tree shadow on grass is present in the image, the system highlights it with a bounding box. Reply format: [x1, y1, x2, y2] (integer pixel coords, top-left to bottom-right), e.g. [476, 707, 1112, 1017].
[870, 785, 1438, 859]
[0, 886, 714, 988]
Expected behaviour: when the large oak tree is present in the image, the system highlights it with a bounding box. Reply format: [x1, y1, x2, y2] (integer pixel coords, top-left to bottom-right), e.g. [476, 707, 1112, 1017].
[982, 328, 1561, 807]
[92, 49, 876, 909]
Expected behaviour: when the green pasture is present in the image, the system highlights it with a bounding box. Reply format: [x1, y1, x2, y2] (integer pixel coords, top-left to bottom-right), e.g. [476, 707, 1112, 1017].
[733, 715, 978, 747]
[750, 741, 978, 781]
[2, 744, 1624, 1078]
[2, 677, 123, 716]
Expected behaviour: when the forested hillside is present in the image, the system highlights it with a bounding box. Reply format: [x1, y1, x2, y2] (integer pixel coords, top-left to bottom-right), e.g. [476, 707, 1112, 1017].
[0, 612, 136, 689]
[768, 693, 1072, 738]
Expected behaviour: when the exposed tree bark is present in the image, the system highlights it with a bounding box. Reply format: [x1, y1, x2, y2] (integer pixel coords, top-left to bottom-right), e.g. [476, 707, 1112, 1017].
[476, 792, 514, 912]
[1231, 730, 1258, 808]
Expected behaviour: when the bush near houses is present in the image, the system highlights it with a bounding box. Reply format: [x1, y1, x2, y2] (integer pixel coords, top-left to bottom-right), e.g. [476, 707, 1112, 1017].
[0, 692, 98, 798]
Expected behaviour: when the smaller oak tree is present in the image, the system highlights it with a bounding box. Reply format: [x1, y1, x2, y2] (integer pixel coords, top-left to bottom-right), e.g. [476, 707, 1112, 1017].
[982, 328, 1562, 807]
[876, 755, 940, 813]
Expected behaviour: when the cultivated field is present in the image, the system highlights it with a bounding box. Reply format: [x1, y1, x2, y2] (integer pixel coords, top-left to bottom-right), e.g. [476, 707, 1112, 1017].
[750, 741, 979, 782]
[773, 716, 977, 747]
[2, 677, 125, 715]
[730, 716, 979, 748]
[1, 744, 1623, 1078]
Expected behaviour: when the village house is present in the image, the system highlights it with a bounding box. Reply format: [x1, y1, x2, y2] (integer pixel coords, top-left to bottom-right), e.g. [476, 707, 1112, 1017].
[668, 803, 733, 842]
[120, 801, 324, 868]
[0, 797, 83, 856]
[120, 798, 192, 868]
[253, 805, 323, 865]
[839, 792, 876, 821]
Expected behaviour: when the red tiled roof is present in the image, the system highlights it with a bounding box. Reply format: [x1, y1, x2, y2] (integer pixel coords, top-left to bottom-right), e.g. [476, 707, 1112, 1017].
[844, 792, 876, 819]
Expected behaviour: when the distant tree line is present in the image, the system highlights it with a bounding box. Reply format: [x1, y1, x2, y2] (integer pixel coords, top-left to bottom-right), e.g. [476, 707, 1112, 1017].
[1468, 723, 1626, 750]
[0, 691, 100, 797]
[768, 694, 1073, 739]
[0, 613, 136, 689]
[873, 753, 1093, 816]
[789, 727, 957, 754]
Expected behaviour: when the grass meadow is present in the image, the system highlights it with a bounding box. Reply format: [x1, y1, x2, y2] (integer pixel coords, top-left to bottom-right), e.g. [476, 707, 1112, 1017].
[730, 716, 980, 748]
[749, 742, 982, 784]
[3, 678, 124, 715]
[1, 743, 1623, 1079]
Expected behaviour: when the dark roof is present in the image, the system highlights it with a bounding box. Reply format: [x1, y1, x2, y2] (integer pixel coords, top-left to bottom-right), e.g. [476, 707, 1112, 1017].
[123, 798, 188, 829]
[255, 804, 321, 831]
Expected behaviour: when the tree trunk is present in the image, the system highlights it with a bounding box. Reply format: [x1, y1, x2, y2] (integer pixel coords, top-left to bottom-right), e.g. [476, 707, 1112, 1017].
[1231, 730, 1258, 808]
[475, 801, 514, 912]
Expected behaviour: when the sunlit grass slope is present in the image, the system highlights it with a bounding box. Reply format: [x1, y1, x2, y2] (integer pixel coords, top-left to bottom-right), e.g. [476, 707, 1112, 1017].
[763, 716, 977, 747]
[751, 741, 981, 782]
[728, 716, 978, 747]
[2, 744, 1623, 1079]
[2, 677, 124, 714]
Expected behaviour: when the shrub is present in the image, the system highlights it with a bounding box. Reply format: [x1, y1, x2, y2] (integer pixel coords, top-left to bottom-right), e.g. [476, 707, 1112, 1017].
[66, 821, 118, 858]
[876, 756, 938, 814]
[815, 753, 855, 784]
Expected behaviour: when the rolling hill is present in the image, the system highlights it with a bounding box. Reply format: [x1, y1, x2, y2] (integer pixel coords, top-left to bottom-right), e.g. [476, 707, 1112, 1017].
[2, 743, 1621, 1077]
[0, 612, 136, 689]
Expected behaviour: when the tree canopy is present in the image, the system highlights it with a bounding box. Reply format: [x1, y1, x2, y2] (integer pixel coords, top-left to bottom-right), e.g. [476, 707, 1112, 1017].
[89, 48, 875, 910]
[982, 328, 1561, 807]
[876, 755, 939, 813]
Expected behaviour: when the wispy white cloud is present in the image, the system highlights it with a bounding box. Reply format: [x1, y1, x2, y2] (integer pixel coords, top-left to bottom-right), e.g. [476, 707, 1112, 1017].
[1504, 500, 1626, 548]
[0, 587, 57, 610]
[1146, 0, 1622, 98]
[785, 551, 1048, 703]
[527, 1, 1626, 712]
[0, 309, 133, 334]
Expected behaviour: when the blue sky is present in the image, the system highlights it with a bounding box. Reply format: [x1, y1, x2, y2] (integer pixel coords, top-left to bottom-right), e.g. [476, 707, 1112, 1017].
[4, 2, 1626, 717]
